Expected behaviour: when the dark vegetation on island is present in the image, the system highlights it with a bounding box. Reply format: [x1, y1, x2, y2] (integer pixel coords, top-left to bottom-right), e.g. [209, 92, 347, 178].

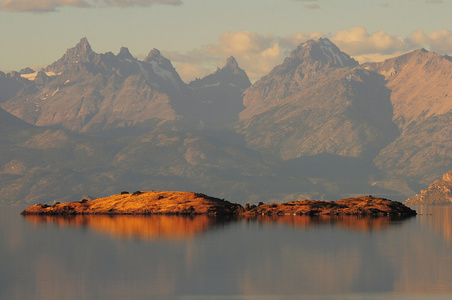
[21, 191, 417, 217]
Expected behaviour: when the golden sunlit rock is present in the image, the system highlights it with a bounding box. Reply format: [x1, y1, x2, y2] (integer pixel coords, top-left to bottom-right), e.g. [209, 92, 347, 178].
[21, 192, 416, 217]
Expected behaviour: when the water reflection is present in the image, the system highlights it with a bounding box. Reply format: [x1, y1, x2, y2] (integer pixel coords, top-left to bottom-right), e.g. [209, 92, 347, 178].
[249, 215, 412, 232]
[416, 206, 452, 242]
[3, 207, 450, 299]
[386, 206, 452, 294]
[22, 214, 415, 241]
[23, 214, 235, 240]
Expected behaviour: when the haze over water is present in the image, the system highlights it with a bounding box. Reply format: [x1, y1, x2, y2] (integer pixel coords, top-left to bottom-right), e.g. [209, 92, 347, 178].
[1, 206, 451, 299]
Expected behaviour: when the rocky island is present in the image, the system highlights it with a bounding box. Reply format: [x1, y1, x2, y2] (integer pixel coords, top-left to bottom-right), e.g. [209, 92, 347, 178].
[405, 171, 452, 205]
[21, 191, 416, 217]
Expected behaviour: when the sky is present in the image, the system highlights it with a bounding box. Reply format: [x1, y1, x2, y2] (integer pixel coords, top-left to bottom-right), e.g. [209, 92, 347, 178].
[1, 0, 452, 82]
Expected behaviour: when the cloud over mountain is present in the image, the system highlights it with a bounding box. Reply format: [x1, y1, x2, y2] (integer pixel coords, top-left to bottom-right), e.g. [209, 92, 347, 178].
[169, 31, 322, 82]
[333, 27, 452, 62]
[0, 0, 181, 12]
[169, 28, 452, 82]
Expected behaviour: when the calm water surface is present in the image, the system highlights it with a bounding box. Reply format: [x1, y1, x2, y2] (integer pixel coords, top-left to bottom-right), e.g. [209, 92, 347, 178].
[1, 205, 451, 300]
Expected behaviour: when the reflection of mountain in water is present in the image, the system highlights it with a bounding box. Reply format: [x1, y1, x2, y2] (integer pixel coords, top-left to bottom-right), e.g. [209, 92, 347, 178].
[24, 214, 414, 240]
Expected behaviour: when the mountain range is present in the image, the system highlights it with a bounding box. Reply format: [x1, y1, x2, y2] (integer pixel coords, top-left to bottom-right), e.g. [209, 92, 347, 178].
[1, 37, 451, 205]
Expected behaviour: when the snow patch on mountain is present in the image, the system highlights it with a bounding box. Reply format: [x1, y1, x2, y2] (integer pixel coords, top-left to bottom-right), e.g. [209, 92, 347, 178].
[52, 87, 60, 96]
[148, 60, 179, 89]
[136, 61, 150, 82]
[199, 82, 221, 89]
[318, 39, 345, 67]
[21, 71, 60, 81]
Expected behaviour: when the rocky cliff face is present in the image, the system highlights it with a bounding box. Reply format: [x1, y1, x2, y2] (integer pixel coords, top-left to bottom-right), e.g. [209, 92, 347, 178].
[2, 38, 184, 133]
[364, 49, 452, 129]
[188, 56, 250, 125]
[0, 38, 451, 205]
[240, 38, 358, 120]
[405, 171, 452, 205]
[366, 50, 452, 184]
[1, 39, 253, 132]
[237, 38, 397, 160]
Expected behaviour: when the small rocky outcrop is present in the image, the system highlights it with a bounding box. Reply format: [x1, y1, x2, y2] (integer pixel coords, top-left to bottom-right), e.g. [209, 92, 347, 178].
[21, 192, 416, 217]
[405, 171, 452, 205]
[243, 196, 416, 216]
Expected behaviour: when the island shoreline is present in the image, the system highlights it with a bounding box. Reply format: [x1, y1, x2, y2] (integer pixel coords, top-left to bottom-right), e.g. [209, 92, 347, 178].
[21, 191, 417, 217]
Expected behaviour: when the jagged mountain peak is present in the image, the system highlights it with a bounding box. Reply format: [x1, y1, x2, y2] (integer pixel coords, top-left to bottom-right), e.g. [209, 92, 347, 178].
[288, 37, 358, 68]
[304, 38, 359, 68]
[117, 47, 134, 61]
[225, 56, 239, 69]
[19, 67, 35, 75]
[145, 48, 163, 62]
[143, 48, 178, 74]
[186, 55, 250, 125]
[240, 38, 359, 120]
[189, 56, 251, 91]
[74, 37, 93, 55]
[45, 37, 97, 73]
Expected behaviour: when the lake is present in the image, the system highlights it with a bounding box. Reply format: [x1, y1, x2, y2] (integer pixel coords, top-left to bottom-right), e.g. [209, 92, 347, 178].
[1, 205, 451, 300]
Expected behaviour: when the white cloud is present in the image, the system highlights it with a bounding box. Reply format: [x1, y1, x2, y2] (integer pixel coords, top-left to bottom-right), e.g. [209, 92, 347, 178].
[169, 28, 452, 83]
[418, 30, 452, 53]
[331, 27, 408, 56]
[279, 31, 325, 49]
[97, 0, 182, 7]
[168, 31, 286, 83]
[331, 27, 452, 63]
[0, 0, 88, 12]
[0, 0, 181, 12]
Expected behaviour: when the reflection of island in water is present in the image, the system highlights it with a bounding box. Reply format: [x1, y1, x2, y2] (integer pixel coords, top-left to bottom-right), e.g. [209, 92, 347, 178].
[23, 215, 228, 240]
[15, 208, 452, 297]
[249, 215, 413, 232]
[23, 214, 415, 240]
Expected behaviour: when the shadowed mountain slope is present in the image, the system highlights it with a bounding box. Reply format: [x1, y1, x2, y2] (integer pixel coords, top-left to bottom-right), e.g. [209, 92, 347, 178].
[237, 38, 397, 160]
[0, 38, 451, 204]
[366, 50, 452, 184]
[2, 38, 252, 133]
[189, 56, 250, 125]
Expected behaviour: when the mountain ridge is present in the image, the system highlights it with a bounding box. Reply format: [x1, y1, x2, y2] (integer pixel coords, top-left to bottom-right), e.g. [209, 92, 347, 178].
[1, 38, 252, 132]
[0, 37, 450, 205]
